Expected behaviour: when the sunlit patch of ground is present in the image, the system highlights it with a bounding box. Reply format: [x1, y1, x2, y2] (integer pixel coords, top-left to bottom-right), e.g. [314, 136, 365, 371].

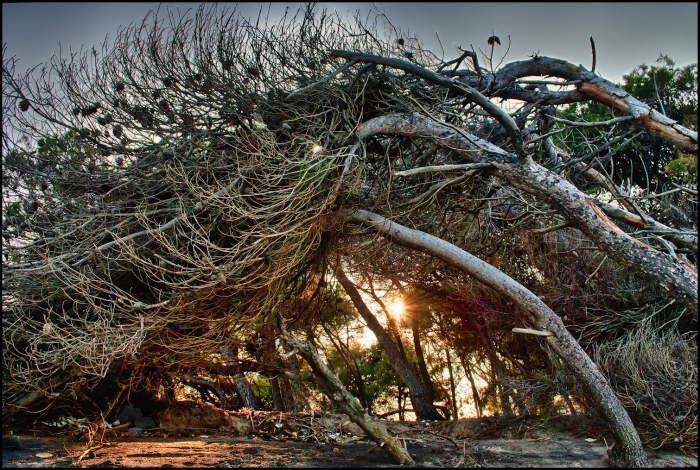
[3, 415, 697, 468]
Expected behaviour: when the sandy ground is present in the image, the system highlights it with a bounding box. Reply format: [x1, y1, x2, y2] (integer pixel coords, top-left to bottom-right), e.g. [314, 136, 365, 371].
[2, 434, 614, 468]
[3, 413, 697, 468]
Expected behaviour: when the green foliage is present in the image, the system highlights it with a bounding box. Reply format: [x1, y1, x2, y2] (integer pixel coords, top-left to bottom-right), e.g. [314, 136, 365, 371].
[622, 54, 698, 131]
[5, 201, 21, 217]
[665, 151, 697, 183]
[249, 375, 274, 410]
[557, 55, 697, 195]
[359, 344, 402, 410]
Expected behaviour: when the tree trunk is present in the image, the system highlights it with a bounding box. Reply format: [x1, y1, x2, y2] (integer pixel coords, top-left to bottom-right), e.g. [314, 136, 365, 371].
[278, 375, 298, 413]
[409, 310, 436, 403]
[280, 342, 300, 412]
[445, 347, 458, 420]
[289, 353, 302, 411]
[269, 376, 285, 412]
[219, 345, 258, 409]
[281, 330, 414, 465]
[234, 373, 258, 409]
[335, 265, 445, 421]
[462, 357, 483, 418]
[342, 208, 650, 467]
[368, 281, 410, 363]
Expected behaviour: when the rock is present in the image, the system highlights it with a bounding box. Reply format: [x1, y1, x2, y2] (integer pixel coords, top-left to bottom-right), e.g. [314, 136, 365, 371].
[118, 404, 144, 424]
[226, 415, 253, 436]
[128, 427, 143, 437]
[36, 452, 54, 459]
[342, 422, 365, 437]
[155, 402, 230, 432]
[134, 417, 156, 429]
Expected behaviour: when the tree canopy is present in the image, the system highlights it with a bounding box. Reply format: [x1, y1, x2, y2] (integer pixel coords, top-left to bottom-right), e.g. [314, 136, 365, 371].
[2, 4, 697, 467]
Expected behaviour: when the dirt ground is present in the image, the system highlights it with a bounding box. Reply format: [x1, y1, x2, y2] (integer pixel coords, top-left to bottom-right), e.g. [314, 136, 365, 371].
[3, 412, 697, 468]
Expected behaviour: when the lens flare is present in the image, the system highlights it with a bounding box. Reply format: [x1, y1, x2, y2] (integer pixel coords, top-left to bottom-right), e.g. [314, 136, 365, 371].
[388, 300, 405, 317]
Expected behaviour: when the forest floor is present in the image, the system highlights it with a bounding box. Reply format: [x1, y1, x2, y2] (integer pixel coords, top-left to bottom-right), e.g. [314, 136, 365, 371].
[3, 410, 697, 468]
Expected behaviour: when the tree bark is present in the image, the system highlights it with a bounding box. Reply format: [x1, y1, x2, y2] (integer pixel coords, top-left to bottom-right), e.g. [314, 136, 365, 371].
[288, 352, 302, 412]
[268, 376, 285, 412]
[409, 310, 436, 402]
[461, 357, 483, 418]
[356, 112, 698, 314]
[279, 342, 300, 412]
[342, 208, 650, 467]
[234, 373, 258, 410]
[335, 265, 445, 421]
[335, 51, 697, 155]
[281, 330, 414, 465]
[219, 345, 258, 409]
[445, 347, 458, 420]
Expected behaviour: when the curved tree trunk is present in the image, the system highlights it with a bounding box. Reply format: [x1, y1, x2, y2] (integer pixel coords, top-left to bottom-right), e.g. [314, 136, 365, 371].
[342, 208, 650, 468]
[182, 375, 228, 410]
[335, 265, 445, 421]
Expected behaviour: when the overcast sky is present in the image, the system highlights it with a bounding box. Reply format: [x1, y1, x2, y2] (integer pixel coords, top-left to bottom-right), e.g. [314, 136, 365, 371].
[2, 3, 698, 84]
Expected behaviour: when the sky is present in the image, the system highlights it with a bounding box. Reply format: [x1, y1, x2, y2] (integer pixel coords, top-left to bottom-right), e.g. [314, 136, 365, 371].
[2, 3, 698, 85]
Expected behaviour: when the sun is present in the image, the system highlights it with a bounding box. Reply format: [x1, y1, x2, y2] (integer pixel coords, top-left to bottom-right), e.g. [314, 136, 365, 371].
[388, 299, 405, 318]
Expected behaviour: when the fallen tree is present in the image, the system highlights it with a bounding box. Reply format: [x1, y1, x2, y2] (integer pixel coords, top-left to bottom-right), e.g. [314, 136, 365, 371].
[2, 4, 696, 467]
[340, 209, 648, 466]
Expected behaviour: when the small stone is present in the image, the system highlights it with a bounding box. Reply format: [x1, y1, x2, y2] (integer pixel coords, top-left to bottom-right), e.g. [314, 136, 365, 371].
[36, 452, 54, 459]
[333, 448, 339, 453]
